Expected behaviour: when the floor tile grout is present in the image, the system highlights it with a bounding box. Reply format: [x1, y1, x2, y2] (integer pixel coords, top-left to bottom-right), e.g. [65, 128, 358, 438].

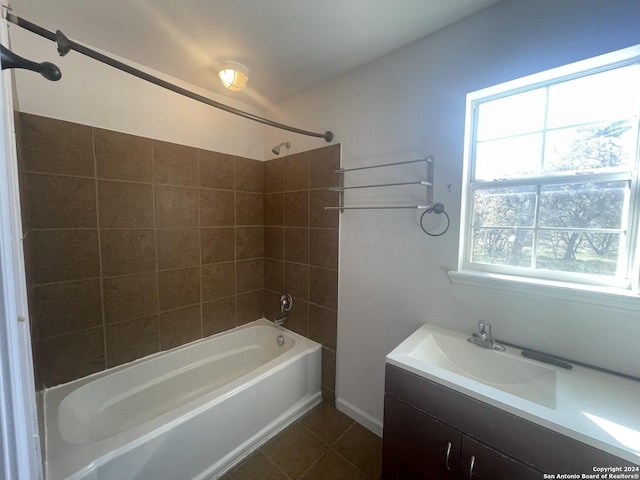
[295, 447, 329, 480]
[221, 405, 380, 480]
[261, 449, 294, 480]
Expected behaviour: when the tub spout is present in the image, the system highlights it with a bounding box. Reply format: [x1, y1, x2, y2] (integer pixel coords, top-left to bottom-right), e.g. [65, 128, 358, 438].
[274, 315, 288, 327]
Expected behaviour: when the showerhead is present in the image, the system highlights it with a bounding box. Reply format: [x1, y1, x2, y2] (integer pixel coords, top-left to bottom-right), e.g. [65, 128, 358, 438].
[271, 142, 291, 155]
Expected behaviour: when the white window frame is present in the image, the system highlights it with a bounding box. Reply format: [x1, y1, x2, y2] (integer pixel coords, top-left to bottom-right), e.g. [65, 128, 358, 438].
[450, 44, 640, 307]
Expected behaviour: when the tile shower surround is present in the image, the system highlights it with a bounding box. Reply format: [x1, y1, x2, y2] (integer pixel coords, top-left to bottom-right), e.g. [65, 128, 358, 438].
[18, 113, 340, 403]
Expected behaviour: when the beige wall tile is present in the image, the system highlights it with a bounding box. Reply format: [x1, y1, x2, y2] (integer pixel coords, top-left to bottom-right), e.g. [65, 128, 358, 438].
[309, 267, 338, 310]
[284, 153, 310, 191]
[235, 157, 264, 193]
[201, 227, 235, 264]
[106, 315, 159, 367]
[199, 150, 234, 189]
[285, 299, 308, 337]
[33, 279, 102, 339]
[309, 144, 341, 189]
[264, 259, 284, 293]
[27, 230, 100, 284]
[237, 290, 263, 325]
[309, 304, 337, 351]
[26, 174, 96, 228]
[155, 185, 199, 227]
[284, 191, 308, 227]
[237, 258, 264, 293]
[95, 129, 153, 182]
[310, 189, 339, 228]
[158, 267, 200, 311]
[159, 305, 202, 350]
[264, 227, 284, 260]
[103, 272, 158, 323]
[264, 193, 284, 226]
[38, 328, 105, 387]
[263, 290, 282, 321]
[285, 262, 308, 300]
[284, 228, 309, 264]
[101, 229, 156, 276]
[20, 113, 94, 177]
[157, 228, 200, 270]
[201, 262, 235, 301]
[200, 189, 235, 226]
[309, 229, 338, 270]
[236, 226, 264, 260]
[236, 192, 264, 225]
[203, 297, 236, 336]
[322, 347, 336, 390]
[153, 140, 199, 186]
[98, 180, 154, 228]
[264, 157, 283, 193]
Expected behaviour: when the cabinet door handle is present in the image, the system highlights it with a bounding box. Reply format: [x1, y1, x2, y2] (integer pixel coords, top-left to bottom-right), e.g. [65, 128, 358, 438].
[445, 442, 452, 470]
[468, 455, 476, 478]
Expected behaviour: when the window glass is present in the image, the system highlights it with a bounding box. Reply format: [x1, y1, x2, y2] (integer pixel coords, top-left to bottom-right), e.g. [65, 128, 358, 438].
[462, 50, 640, 290]
[476, 88, 546, 140]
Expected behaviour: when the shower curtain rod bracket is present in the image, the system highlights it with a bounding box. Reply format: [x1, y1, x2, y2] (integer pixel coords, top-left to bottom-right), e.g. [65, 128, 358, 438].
[55, 30, 71, 56]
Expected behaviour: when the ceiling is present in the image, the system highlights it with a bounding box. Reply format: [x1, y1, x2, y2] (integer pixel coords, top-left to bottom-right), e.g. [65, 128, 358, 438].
[10, 0, 501, 108]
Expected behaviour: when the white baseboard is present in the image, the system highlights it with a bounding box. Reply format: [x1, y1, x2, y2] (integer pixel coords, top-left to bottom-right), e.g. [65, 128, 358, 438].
[336, 397, 383, 437]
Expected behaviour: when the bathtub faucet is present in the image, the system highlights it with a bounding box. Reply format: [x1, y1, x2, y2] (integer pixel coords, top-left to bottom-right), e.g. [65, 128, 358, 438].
[274, 293, 293, 327]
[274, 314, 288, 327]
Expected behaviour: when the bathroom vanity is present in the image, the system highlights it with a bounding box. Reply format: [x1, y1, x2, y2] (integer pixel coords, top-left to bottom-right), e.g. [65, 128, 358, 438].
[382, 324, 640, 479]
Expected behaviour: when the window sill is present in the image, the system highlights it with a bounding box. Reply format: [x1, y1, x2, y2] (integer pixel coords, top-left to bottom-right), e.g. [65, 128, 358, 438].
[447, 270, 640, 312]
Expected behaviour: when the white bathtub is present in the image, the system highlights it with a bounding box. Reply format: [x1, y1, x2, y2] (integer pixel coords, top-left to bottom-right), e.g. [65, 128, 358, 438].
[44, 319, 322, 480]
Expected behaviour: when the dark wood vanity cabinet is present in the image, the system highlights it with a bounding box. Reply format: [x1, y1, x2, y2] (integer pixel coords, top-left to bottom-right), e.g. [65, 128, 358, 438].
[383, 395, 462, 479]
[383, 394, 539, 479]
[382, 364, 639, 480]
[458, 436, 540, 480]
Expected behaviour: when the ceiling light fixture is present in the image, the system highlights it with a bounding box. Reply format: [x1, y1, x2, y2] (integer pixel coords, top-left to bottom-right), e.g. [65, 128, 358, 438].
[218, 62, 249, 91]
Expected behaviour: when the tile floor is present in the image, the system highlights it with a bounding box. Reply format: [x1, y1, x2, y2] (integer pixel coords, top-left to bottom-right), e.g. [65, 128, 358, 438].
[220, 403, 383, 480]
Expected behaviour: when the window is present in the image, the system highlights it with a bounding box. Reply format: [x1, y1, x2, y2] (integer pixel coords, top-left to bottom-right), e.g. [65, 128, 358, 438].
[459, 46, 640, 294]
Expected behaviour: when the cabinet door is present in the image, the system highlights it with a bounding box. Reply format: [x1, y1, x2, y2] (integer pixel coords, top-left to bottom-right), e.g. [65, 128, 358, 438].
[382, 395, 461, 480]
[460, 435, 540, 480]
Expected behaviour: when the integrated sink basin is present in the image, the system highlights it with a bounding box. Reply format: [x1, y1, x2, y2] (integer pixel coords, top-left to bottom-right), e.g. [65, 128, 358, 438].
[387, 322, 640, 465]
[388, 323, 557, 409]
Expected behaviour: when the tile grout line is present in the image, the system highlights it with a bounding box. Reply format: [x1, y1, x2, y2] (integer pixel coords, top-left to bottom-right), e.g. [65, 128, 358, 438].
[233, 156, 239, 327]
[197, 150, 203, 339]
[258, 450, 294, 480]
[151, 141, 162, 353]
[318, 420, 378, 480]
[306, 157, 311, 338]
[91, 126, 109, 371]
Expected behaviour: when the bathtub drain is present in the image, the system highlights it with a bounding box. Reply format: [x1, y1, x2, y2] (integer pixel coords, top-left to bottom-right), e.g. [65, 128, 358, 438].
[276, 335, 285, 346]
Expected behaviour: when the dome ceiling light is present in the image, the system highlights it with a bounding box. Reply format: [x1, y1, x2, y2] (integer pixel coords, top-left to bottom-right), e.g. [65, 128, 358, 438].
[218, 62, 248, 91]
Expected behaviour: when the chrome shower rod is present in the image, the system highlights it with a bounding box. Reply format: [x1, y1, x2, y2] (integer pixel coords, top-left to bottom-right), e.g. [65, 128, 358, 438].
[6, 13, 334, 142]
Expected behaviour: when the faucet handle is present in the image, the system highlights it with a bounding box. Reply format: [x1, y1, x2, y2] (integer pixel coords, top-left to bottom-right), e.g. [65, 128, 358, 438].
[477, 319, 491, 336]
[280, 293, 293, 313]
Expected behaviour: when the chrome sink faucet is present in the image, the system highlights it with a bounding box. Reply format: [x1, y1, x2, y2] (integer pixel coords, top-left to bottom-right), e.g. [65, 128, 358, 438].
[468, 320, 506, 351]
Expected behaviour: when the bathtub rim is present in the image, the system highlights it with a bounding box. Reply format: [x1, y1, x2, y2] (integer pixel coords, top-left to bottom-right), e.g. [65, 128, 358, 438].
[44, 318, 322, 480]
[45, 318, 307, 394]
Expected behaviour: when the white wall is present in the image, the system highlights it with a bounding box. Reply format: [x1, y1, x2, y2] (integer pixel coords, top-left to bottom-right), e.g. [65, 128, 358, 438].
[8, 25, 264, 159]
[265, 0, 640, 433]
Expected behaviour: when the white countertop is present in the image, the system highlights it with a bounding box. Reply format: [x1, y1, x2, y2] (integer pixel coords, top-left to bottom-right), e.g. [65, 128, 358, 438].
[386, 323, 640, 465]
